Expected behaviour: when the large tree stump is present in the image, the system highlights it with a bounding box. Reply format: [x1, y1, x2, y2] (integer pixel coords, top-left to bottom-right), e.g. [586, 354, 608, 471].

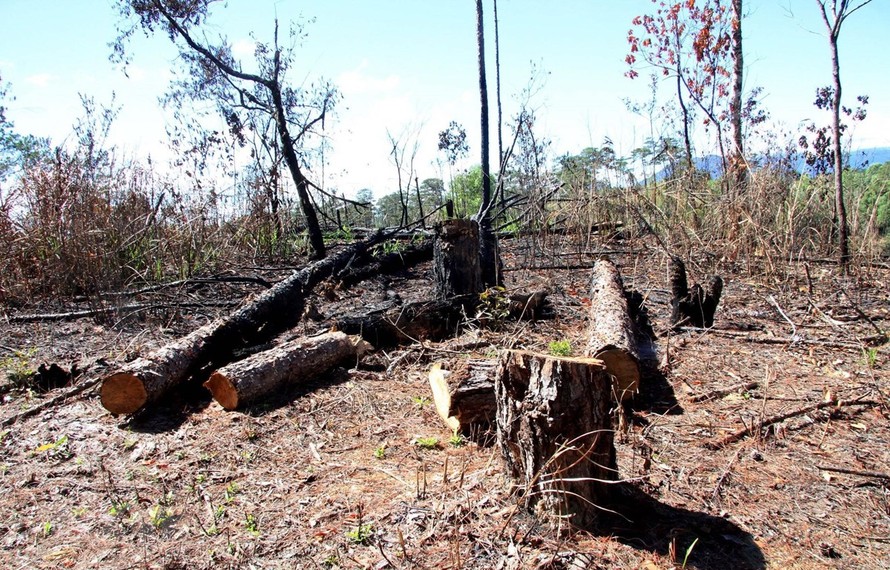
[670, 257, 723, 329]
[433, 219, 482, 300]
[584, 259, 641, 401]
[496, 350, 617, 530]
[203, 332, 365, 410]
[428, 359, 498, 434]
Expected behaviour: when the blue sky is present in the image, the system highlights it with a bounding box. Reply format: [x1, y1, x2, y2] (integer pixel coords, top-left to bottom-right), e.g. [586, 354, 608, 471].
[1, 0, 888, 198]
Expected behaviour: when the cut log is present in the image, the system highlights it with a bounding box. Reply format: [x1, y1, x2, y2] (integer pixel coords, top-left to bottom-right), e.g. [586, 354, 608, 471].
[428, 359, 498, 434]
[495, 350, 617, 530]
[203, 332, 365, 410]
[670, 257, 723, 329]
[100, 235, 386, 415]
[584, 259, 641, 401]
[433, 218, 482, 299]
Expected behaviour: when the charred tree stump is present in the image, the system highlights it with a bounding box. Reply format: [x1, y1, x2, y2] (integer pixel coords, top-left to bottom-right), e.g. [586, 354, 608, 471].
[203, 332, 363, 410]
[584, 259, 641, 401]
[670, 257, 723, 329]
[100, 235, 386, 415]
[433, 219, 482, 300]
[429, 359, 498, 434]
[496, 350, 617, 530]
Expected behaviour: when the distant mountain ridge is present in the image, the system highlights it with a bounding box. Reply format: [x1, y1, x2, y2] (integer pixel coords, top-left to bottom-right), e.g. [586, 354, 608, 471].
[686, 147, 890, 179]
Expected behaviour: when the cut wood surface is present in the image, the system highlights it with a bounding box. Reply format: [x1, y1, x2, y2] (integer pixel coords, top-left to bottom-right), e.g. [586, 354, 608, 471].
[203, 332, 365, 410]
[100, 235, 385, 415]
[428, 359, 498, 434]
[584, 259, 641, 401]
[433, 218, 482, 299]
[496, 350, 616, 530]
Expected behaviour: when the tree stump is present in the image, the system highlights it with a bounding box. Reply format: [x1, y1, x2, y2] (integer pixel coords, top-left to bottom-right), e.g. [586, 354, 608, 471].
[433, 218, 482, 300]
[428, 359, 498, 435]
[203, 332, 365, 410]
[670, 257, 723, 328]
[495, 350, 617, 530]
[584, 259, 642, 401]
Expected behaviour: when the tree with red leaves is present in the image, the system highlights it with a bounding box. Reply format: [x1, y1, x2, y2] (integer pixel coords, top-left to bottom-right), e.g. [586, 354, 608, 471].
[627, 0, 742, 185]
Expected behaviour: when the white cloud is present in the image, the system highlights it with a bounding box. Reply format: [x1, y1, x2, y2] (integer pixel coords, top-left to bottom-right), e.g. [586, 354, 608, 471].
[337, 62, 400, 96]
[25, 73, 53, 87]
[232, 38, 257, 59]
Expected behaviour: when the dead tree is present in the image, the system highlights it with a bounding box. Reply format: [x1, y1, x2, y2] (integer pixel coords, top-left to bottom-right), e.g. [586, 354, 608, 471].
[584, 259, 642, 401]
[670, 257, 723, 329]
[496, 350, 617, 530]
[433, 218, 482, 299]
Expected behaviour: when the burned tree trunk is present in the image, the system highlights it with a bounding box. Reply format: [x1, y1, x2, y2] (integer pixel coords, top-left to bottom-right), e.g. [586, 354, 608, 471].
[100, 235, 385, 415]
[496, 350, 617, 530]
[334, 238, 433, 288]
[433, 218, 482, 300]
[429, 359, 498, 435]
[670, 257, 723, 329]
[584, 259, 641, 401]
[203, 332, 363, 410]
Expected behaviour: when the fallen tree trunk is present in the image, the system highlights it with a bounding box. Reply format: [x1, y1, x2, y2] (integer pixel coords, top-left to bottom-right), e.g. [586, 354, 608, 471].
[203, 332, 365, 410]
[334, 238, 433, 288]
[329, 290, 550, 349]
[496, 350, 616, 530]
[100, 234, 386, 415]
[584, 259, 641, 401]
[428, 359, 498, 435]
[670, 257, 723, 329]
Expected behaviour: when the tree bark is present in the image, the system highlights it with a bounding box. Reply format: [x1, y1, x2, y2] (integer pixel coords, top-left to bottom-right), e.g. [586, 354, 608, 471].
[670, 257, 723, 329]
[730, 0, 746, 192]
[334, 238, 433, 288]
[99, 235, 385, 415]
[584, 259, 641, 401]
[429, 359, 498, 435]
[434, 219, 482, 299]
[203, 332, 362, 410]
[496, 350, 617, 530]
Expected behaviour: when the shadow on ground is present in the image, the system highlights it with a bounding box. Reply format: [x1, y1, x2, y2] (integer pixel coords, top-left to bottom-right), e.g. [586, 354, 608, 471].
[604, 483, 766, 570]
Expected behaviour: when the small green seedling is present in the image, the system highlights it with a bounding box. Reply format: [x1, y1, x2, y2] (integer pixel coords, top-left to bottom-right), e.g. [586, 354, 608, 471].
[448, 434, 466, 448]
[548, 340, 572, 357]
[244, 513, 259, 535]
[414, 437, 439, 450]
[346, 523, 374, 545]
[411, 395, 430, 408]
[149, 505, 172, 528]
[373, 445, 386, 459]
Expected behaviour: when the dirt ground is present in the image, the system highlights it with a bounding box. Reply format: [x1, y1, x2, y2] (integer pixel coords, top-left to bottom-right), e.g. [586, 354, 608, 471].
[1, 236, 888, 569]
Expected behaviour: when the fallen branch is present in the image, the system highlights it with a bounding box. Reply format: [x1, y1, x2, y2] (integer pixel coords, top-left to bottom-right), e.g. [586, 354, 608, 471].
[816, 465, 890, 481]
[689, 381, 759, 403]
[6, 301, 239, 323]
[706, 397, 880, 449]
[1, 374, 104, 428]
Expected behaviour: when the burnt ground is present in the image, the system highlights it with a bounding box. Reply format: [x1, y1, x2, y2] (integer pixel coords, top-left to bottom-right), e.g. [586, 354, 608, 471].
[1, 236, 888, 569]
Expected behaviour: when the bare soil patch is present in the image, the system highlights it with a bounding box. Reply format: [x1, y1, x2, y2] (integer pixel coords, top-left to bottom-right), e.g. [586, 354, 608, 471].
[1, 237, 888, 569]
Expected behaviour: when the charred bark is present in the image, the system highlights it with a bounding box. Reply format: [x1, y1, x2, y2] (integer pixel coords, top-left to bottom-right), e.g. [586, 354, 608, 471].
[670, 257, 723, 329]
[433, 219, 483, 299]
[429, 359, 498, 435]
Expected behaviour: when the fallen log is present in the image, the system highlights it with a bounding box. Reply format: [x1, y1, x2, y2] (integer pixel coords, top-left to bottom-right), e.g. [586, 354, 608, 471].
[670, 257, 723, 329]
[428, 359, 498, 435]
[100, 234, 386, 415]
[203, 332, 366, 410]
[496, 350, 616, 530]
[584, 259, 641, 401]
[329, 290, 550, 349]
[334, 238, 433, 288]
